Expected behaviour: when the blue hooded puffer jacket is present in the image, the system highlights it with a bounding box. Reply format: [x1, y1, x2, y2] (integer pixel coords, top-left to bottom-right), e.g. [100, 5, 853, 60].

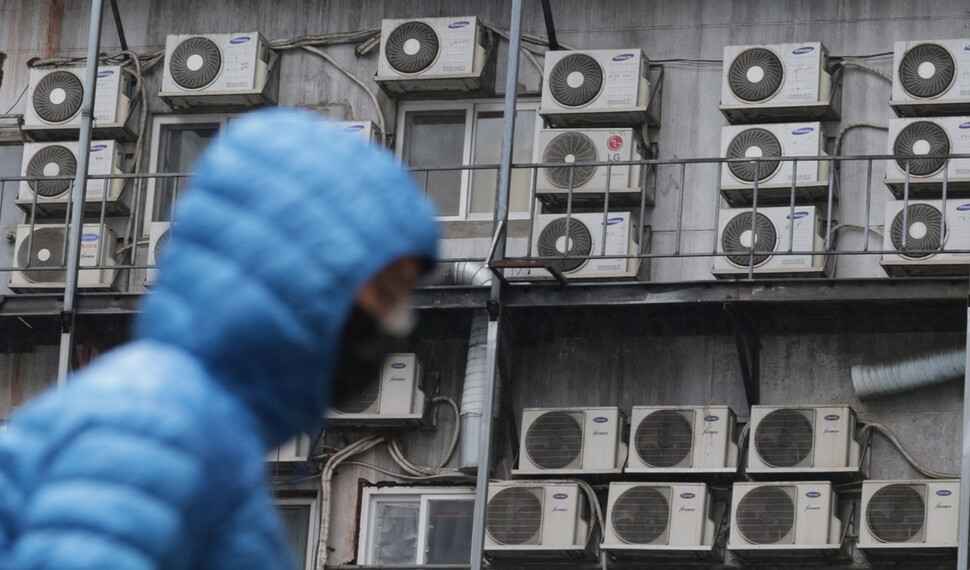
[0, 109, 439, 569]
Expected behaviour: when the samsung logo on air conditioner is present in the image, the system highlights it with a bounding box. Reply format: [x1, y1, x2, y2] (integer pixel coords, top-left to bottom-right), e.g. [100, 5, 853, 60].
[805, 491, 822, 498]
[603, 217, 624, 226]
[448, 21, 470, 29]
[787, 211, 810, 220]
[593, 416, 609, 423]
[612, 53, 635, 62]
[792, 46, 815, 55]
[96, 70, 114, 78]
[792, 127, 814, 136]
[938, 489, 953, 497]
[230, 36, 251, 44]
[552, 493, 568, 500]
[343, 125, 365, 133]
[81, 233, 99, 242]
[964, 45, 970, 51]
[824, 414, 840, 421]
[89, 144, 108, 152]
[390, 362, 406, 369]
[957, 204, 970, 211]
[680, 492, 695, 499]
[960, 122, 970, 129]
[704, 415, 719, 422]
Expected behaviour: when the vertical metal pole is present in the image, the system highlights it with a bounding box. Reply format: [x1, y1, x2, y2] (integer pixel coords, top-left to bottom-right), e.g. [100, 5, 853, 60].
[959, 309, 970, 570]
[470, 1, 522, 568]
[57, 0, 104, 385]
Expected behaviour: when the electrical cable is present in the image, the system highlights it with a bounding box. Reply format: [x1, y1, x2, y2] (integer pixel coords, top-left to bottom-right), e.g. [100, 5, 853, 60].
[834, 122, 888, 155]
[482, 23, 544, 77]
[2, 86, 28, 114]
[302, 45, 387, 145]
[388, 395, 462, 476]
[860, 421, 959, 479]
[839, 59, 892, 83]
[341, 460, 474, 481]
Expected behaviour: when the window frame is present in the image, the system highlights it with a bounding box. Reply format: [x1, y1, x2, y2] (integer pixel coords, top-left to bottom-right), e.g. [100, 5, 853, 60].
[144, 113, 236, 235]
[395, 98, 541, 222]
[275, 496, 319, 570]
[358, 485, 475, 565]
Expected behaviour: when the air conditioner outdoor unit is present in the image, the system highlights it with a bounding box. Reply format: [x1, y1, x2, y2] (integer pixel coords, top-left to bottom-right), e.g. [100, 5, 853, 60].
[265, 433, 312, 463]
[746, 405, 862, 478]
[335, 121, 381, 146]
[485, 481, 593, 559]
[9, 224, 117, 291]
[534, 128, 649, 208]
[880, 199, 970, 277]
[145, 221, 171, 285]
[375, 17, 492, 96]
[713, 206, 828, 279]
[18, 140, 126, 216]
[602, 482, 718, 560]
[626, 406, 738, 475]
[885, 117, 970, 197]
[24, 66, 132, 140]
[719, 122, 830, 205]
[539, 48, 655, 128]
[325, 353, 426, 428]
[891, 39, 970, 117]
[160, 32, 276, 109]
[728, 481, 846, 560]
[719, 42, 838, 123]
[858, 479, 959, 560]
[531, 212, 641, 280]
[513, 406, 627, 476]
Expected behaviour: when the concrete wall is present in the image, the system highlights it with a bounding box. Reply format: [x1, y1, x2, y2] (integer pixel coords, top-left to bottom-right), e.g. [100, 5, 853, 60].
[1, 1, 968, 568]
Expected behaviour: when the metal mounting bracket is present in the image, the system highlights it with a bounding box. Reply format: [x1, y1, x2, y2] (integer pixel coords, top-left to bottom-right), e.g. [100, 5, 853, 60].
[725, 303, 760, 409]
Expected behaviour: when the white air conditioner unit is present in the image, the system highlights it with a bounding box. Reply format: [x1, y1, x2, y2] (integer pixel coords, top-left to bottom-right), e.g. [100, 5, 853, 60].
[880, 199, 970, 277]
[336, 121, 381, 146]
[626, 406, 738, 475]
[513, 406, 627, 475]
[376, 17, 492, 95]
[531, 212, 641, 280]
[713, 206, 828, 278]
[859, 479, 959, 559]
[145, 221, 171, 285]
[728, 481, 846, 560]
[746, 405, 862, 478]
[534, 128, 648, 207]
[10, 224, 117, 291]
[891, 39, 970, 117]
[719, 42, 838, 123]
[485, 481, 592, 559]
[24, 66, 132, 139]
[265, 433, 312, 463]
[160, 32, 275, 109]
[885, 117, 970, 197]
[18, 140, 126, 215]
[602, 482, 717, 560]
[539, 48, 654, 127]
[325, 353, 426, 428]
[719, 122, 830, 205]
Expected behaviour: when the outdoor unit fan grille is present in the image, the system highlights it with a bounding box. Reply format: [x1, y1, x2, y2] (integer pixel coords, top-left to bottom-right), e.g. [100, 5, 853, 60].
[542, 131, 598, 188]
[726, 128, 782, 182]
[634, 410, 693, 468]
[754, 409, 814, 468]
[728, 48, 784, 103]
[26, 145, 76, 197]
[33, 71, 84, 123]
[549, 54, 604, 107]
[899, 44, 955, 99]
[611, 486, 670, 545]
[331, 376, 380, 415]
[385, 22, 440, 74]
[722, 212, 777, 267]
[893, 121, 949, 177]
[170, 37, 223, 90]
[736, 486, 796, 545]
[17, 227, 67, 283]
[486, 487, 543, 545]
[154, 229, 171, 261]
[524, 411, 584, 469]
[536, 218, 593, 274]
[866, 484, 926, 543]
[891, 204, 944, 259]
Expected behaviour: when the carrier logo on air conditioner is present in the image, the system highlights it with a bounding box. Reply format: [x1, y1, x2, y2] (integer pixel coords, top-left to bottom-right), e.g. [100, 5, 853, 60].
[448, 21, 470, 29]
[230, 36, 251, 44]
[607, 135, 624, 151]
[593, 416, 609, 423]
[792, 127, 814, 136]
[81, 233, 99, 242]
[792, 46, 815, 54]
[824, 414, 840, 421]
[681, 492, 696, 499]
[704, 415, 719, 422]
[553, 493, 568, 499]
[391, 362, 406, 369]
[938, 490, 953, 496]
[805, 491, 821, 498]
[612, 53, 635, 62]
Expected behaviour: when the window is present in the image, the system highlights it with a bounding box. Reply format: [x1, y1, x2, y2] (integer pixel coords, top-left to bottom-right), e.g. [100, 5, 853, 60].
[276, 497, 318, 570]
[358, 486, 475, 565]
[396, 100, 539, 221]
[145, 114, 235, 232]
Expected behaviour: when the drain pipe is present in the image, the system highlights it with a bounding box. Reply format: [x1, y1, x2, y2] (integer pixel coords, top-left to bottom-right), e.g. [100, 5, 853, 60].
[851, 348, 965, 400]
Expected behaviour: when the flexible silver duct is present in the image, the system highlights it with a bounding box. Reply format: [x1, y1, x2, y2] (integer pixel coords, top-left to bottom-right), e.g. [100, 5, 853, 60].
[852, 348, 965, 400]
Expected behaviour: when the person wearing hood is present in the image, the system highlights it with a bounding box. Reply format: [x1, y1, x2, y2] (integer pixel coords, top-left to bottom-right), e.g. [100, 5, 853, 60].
[0, 108, 440, 569]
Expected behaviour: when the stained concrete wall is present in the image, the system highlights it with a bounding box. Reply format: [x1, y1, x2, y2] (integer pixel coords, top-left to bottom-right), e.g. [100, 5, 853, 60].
[0, 1, 968, 569]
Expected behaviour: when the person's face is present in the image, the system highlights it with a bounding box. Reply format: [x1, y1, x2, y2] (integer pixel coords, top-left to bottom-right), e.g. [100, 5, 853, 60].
[354, 257, 422, 325]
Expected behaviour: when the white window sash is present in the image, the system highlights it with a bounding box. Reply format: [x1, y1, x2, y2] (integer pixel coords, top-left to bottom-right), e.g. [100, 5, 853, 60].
[275, 497, 319, 570]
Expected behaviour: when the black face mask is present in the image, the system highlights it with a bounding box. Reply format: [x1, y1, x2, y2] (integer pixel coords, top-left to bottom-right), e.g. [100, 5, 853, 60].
[330, 305, 404, 410]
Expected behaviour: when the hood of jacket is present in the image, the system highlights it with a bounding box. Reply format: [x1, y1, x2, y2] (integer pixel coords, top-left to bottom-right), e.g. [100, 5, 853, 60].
[135, 109, 439, 447]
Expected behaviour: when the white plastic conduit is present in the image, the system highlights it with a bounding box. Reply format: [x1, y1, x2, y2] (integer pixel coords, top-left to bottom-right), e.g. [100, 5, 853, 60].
[851, 348, 965, 400]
